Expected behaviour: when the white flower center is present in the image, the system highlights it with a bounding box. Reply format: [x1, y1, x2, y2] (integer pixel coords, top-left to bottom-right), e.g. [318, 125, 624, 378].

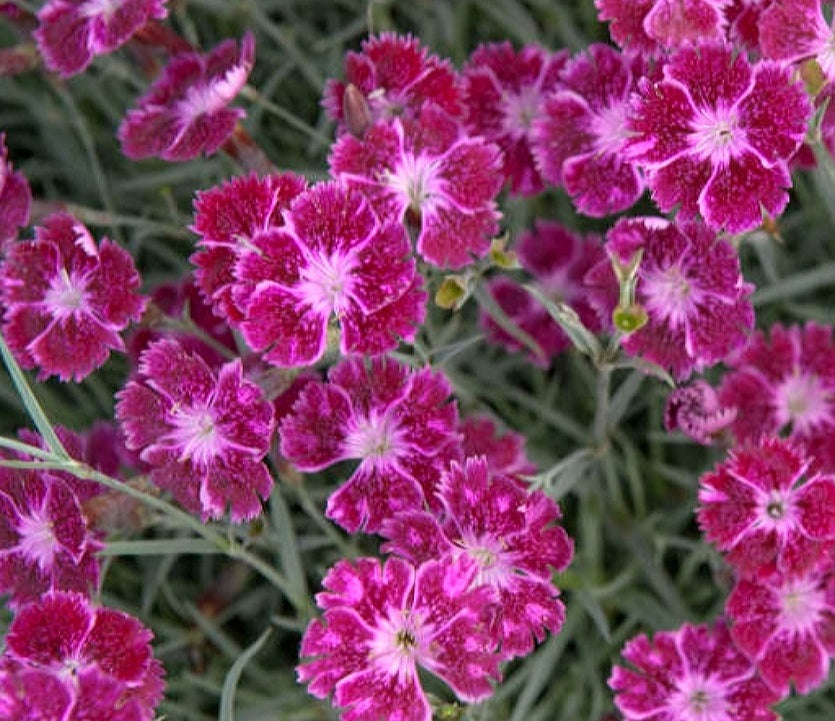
[593, 102, 629, 156]
[44, 269, 88, 319]
[385, 152, 443, 214]
[81, 0, 124, 20]
[774, 372, 834, 435]
[297, 250, 357, 317]
[166, 404, 222, 467]
[368, 609, 428, 681]
[668, 673, 729, 721]
[640, 264, 699, 328]
[16, 509, 58, 572]
[503, 86, 540, 138]
[689, 107, 744, 165]
[780, 578, 826, 633]
[344, 413, 402, 463]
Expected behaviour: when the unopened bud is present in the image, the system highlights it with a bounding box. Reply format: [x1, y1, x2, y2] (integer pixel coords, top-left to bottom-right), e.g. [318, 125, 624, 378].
[613, 303, 648, 333]
[343, 84, 372, 139]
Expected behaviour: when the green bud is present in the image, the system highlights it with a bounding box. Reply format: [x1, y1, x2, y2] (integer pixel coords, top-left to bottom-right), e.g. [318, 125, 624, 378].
[613, 303, 648, 333]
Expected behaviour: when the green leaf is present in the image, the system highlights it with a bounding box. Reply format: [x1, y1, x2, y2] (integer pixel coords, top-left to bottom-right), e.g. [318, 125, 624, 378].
[219, 628, 273, 721]
[100, 538, 222, 556]
[523, 284, 602, 361]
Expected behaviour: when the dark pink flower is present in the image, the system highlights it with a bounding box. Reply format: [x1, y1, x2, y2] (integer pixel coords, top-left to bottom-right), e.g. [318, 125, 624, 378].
[532, 44, 644, 217]
[236, 181, 425, 367]
[698, 437, 835, 578]
[664, 380, 736, 444]
[602, 217, 754, 380]
[718, 322, 835, 473]
[727, 569, 835, 695]
[382, 457, 573, 659]
[462, 42, 566, 195]
[609, 621, 781, 721]
[298, 555, 500, 721]
[760, 0, 835, 80]
[460, 415, 537, 479]
[35, 0, 168, 78]
[0, 461, 100, 608]
[626, 43, 811, 232]
[1, 212, 146, 382]
[279, 355, 460, 533]
[115, 338, 275, 522]
[3, 591, 164, 721]
[119, 32, 254, 162]
[329, 104, 503, 268]
[0, 658, 73, 721]
[323, 32, 463, 133]
[189, 171, 307, 323]
[482, 221, 606, 366]
[0, 134, 30, 248]
[724, 0, 769, 53]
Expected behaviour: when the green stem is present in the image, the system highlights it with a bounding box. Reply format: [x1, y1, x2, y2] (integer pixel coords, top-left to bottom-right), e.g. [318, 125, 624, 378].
[592, 365, 613, 450]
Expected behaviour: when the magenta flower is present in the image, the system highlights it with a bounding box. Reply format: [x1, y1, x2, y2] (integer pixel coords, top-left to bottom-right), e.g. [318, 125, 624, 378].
[482, 221, 606, 366]
[381, 457, 573, 659]
[323, 32, 463, 134]
[2, 591, 164, 721]
[236, 181, 425, 367]
[626, 43, 811, 232]
[724, 0, 769, 53]
[34, 0, 168, 78]
[664, 380, 736, 445]
[0, 134, 30, 248]
[462, 42, 566, 195]
[298, 555, 500, 721]
[603, 217, 754, 380]
[116, 338, 276, 522]
[0, 462, 100, 608]
[1, 212, 146, 382]
[532, 44, 644, 217]
[609, 621, 781, 721]
[460, 415, 537, 479]
[279, 355, 460, 533]
[760, 0, 835, 80]
[698, 437, 835, 579]
[329, 104, 503, 268]
[190, 171, 307, 323]
[119, 32, 254, 162]
[727, 569, 835, 695]
[718, 322, 835, 473]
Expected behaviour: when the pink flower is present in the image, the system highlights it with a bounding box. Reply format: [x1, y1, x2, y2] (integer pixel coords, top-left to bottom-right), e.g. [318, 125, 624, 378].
[298, 555, 500, 721]
[0, 459, 100, 608]
[718, 322, 835, 473]
[2, 591, 164, 721]
[279, 355, 460, 533]
[118, 32, 254, 162]
[724, 0, 770, 53]
[0, 134, 30, 248]
[462, 42, 566, 195]
[190, 171, 307, 323]
[460, 415, 537, 479]
[727, 569, 835, 695]
[602, 217, 754, 380]
[34, 0, 168, 78]
[323, 32, 463, 134]
[609, 621, 781, 721]
[532, 44, 644, 217]
[626, 43, 810, 232]
[381, 457, 573, 659]
[482, 221, 606, 366]
[236, 181, 426, 367]
[595, 0, 727, 53]
[664, 380, 737, 445]
[698, 437, 835, 578]
[1, 212, 146, 382]
[329, 104, 503, 268]
[760, 0, 835, 80]
[115, 338, 276, 522]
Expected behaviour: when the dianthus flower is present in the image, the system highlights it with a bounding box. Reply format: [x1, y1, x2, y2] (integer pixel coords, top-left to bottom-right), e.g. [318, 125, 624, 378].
[727, 568, 835, 695]
[602, 217, 754, 380]
[1, 591, 164, 721]
[664, 380, 737, 444]
[718, 322, 835, 472]
[609, 621, 781, 721]
[595, 0, 727, 54]
[34, 0, 168, 78]
[280, 355, 460, 533]
[0, 134, 30, 247]
[323, 32, 463, 136]
[460, 414, 537, 479]
[626, 43, 810, 232]
[532, 44, 644, 217]
[298, 555, 500, 721]
[190, 171, 307, 322]
[381, 457, 573, 659]
[462, 42, 566, 195]
[236, 181, 425, 366]
[119, 32, 254, 161]
[724, 0, 769, 53]
[482, 221, 605, 366]
[329, 104, 503, 268]
[115, 338, 275, 522]
[1, 212, 146, 382]
[760, 0, 835, 80]
[698, 437, 835, 578]
[0, 460, 100, 608]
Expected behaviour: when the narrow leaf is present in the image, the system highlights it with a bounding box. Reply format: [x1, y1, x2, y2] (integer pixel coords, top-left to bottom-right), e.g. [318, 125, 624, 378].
[219, 628, 273, 721]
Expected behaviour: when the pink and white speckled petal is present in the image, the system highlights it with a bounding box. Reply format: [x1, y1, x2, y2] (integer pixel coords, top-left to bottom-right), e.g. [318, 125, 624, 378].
[759, 0, 831, 67]
[279, 384, 352, 471]
[562, 149, 642, 216]
[595, 0, 658, 53]
[532, 91, 595, 187]
[644, 0, 726, 47]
